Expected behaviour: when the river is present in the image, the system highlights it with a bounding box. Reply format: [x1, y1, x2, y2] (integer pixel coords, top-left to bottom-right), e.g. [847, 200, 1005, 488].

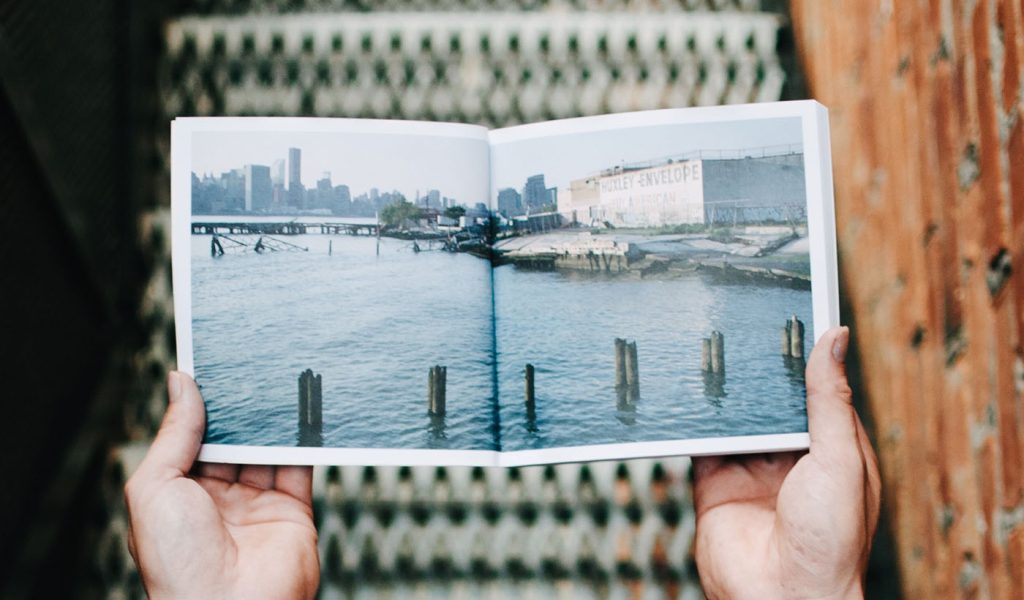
[191, 233, 811, 452]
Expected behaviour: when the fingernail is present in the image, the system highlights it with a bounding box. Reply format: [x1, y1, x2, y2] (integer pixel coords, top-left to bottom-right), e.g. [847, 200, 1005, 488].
[167, 371, 183, 401]
[832, 327, 850, 363]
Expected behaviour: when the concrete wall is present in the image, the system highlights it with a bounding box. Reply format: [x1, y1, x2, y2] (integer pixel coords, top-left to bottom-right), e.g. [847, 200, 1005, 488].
[702, 153, 806, 220]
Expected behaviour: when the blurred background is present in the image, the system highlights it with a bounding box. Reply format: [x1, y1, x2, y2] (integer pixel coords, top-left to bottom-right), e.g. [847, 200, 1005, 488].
[1, 0, 1020, 597]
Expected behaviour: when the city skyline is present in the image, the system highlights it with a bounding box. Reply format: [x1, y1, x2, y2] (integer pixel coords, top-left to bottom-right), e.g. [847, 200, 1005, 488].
[191, 159, 464, 211]
[191, 130, 489, 209]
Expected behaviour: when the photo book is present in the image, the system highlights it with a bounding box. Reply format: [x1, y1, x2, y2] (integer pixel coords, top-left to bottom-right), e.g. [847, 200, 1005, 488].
[171, 100, 838, 466]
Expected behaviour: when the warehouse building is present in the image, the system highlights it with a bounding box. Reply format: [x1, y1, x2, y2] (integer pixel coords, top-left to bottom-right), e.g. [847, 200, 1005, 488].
[559, 150, 806, 228]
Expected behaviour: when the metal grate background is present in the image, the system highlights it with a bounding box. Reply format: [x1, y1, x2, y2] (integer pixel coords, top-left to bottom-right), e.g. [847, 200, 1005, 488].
[100, 1, 797, 597]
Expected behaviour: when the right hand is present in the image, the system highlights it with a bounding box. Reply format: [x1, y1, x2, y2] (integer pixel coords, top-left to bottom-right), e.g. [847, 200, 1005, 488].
[692, 327, 881, 599]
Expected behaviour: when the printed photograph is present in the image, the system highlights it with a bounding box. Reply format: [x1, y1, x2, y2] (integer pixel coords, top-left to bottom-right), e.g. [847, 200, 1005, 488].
[489, 116, 814, 452]
[187, 126, 499, 451]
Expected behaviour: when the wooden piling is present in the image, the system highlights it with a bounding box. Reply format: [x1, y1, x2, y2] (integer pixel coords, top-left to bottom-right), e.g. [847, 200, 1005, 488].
[701, 338, 712, 372]
[614, 338, 627, 389]
[788, 315, 805, 359]
[298, 369, 322, 429]
[625, 341, 639, 391]
[311, 373, 322, 427]
[299, 372, 308, 424]
[710, 331, 725, 374]
[427, 367, 434, 413]
[428, 365, 447, 415]
[525, 364, 535, 410]
[782, 320, 792, 355]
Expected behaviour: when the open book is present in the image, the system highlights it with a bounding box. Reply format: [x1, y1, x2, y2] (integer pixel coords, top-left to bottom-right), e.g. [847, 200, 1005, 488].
[171, 100, 837, 466]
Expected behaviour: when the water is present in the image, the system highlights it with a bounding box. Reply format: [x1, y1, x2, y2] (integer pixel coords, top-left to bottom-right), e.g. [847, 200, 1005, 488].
[192, 234, 497, 450]
[191, 234, 811, 452]
[494, 268, 810, 451]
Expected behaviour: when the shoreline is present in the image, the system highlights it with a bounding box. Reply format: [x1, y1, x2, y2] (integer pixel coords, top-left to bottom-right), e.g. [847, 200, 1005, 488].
[492, 227, 811, 288]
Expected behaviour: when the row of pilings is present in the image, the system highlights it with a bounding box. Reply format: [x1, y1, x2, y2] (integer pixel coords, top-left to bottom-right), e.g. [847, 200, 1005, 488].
[294, 316, 806, 445]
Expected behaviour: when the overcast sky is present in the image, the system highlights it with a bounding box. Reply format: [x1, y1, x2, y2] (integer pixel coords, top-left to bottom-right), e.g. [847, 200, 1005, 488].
[491, 116, 803, 193]
[191, 130, 490, 206]
[190, 116, 802, 207]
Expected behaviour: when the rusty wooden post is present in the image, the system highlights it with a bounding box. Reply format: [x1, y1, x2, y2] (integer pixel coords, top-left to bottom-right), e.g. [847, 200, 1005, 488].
[782, 319, 793, 355]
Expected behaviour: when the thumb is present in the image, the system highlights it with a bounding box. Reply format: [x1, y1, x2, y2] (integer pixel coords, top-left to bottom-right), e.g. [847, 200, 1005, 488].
[805, 327, 861, 462]
[135, 372, 206, 482]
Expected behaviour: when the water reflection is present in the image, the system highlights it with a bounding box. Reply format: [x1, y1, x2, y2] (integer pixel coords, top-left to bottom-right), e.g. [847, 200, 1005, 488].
[428, 413, 448, 440]
[297, 425, 323, 447]
[782, 355, 806, 390]
[702, 372, 726, 407]
[525, 402, 538, 433]
[615, 387, 639, 425]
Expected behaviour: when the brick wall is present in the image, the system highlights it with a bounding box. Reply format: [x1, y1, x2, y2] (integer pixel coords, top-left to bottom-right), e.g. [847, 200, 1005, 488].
[789, 1, 1024, 597]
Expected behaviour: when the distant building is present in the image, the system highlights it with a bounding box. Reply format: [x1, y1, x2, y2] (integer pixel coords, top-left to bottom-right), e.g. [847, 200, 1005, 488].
[271, 158, 286, 208]
[522, 174, 548, 211]
[244, 164, 273, 212]
[557, 152, 806, 227]
[426, 189, 441, 209]
[191, 173, 212, 213]
[315, 172, 334, 210]
[497, 187, 522, 217]
[334, 184, 352, 215]
[288, 147, 303, 208]
[559, 160, 705, 227]
[221, 168, 246, 212]
[272, 159, 285, 186]
[288, 148, 301, 188]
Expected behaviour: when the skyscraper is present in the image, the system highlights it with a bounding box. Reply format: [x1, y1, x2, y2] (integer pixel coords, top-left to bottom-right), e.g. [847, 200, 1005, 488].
[271, 158, 287, 208]
[316, 172, 334, 210]
[221, 168, 246, 212]
[272, 159, 286, 186]
[497, 187, 522, 217]
[244, 164, 273, 212]
[522, 174, 548, 211]
[288, 147, 304, 208]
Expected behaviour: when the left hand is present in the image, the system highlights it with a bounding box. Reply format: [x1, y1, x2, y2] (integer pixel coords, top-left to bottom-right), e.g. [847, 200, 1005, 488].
[124, 372, 320, 600]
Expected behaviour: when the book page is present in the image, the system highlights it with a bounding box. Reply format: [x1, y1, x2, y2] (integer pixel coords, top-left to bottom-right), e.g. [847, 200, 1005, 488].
[172, 118, 500, 466]
[488, 102, 835, 466]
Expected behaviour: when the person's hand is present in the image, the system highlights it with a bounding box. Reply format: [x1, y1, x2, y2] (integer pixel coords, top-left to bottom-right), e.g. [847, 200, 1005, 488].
[692, 326, 881, 599]
[124, 372, 320, 599]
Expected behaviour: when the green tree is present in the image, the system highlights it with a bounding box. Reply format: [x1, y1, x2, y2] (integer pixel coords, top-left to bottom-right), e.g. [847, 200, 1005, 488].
[444, 205, 466, 220]
[380, 200, 421, 227]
